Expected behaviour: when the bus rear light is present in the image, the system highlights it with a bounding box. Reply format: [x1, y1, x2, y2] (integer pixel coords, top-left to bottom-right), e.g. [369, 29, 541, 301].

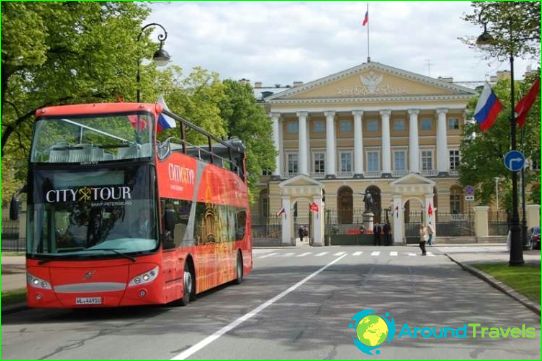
[27, 273, 52, 290]
[128, 266, 159, 287]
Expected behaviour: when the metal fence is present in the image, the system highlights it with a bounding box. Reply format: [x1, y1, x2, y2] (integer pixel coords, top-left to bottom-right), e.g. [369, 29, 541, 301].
[1, 214, 25, 252]
[488, 211, 509, 236]
[251, 215, 281, 245]
[434, 212, 475, 237]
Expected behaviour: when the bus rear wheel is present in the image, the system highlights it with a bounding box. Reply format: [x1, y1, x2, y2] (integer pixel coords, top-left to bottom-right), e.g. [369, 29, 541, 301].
[234, 252, 243, 285]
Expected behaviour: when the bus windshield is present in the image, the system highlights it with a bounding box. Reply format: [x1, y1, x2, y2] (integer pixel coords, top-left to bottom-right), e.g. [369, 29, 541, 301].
[27, 165, 158, 258]
[30, 113, 153, 163]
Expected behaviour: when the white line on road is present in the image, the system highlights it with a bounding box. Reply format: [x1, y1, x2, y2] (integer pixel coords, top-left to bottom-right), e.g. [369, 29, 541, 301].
[315, 252, 328, 257]
[390, 251, 398, 256]
[171, 254, 347, 360]
[407, 252, 417, 256]
[427, 252, 435, 257]
[282, 252, 295, 257]
[333, 251, 346, 256]
[352, 251, 363, 256]
[371, 251, 380, 256]
[296, 252, 312, 257]
[258, 252, 277, 259]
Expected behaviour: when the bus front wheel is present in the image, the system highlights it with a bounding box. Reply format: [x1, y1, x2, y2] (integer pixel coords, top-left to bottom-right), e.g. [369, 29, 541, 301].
[178, 263, 193, 306]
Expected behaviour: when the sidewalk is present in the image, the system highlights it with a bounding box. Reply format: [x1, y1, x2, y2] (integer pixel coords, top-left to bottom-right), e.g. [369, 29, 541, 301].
[437, 246, 541, 315]
[1, 255, 26, 292]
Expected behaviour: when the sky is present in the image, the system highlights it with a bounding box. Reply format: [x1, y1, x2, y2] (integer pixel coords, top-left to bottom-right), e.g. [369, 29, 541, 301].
[147, 1, 538, 87]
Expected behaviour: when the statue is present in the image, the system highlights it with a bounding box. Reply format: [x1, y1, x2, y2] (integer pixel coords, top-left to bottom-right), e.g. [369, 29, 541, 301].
[363, 190, 374, 213]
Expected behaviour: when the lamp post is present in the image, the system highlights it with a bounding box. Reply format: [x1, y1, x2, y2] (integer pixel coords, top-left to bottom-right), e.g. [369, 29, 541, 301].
[476, 11, 524, 265]
[137, 23, 171, 102]
[494, 177, 500, 212]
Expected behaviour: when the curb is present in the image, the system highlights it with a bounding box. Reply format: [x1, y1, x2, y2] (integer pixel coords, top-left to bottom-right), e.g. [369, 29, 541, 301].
[446, 254, 541, 316]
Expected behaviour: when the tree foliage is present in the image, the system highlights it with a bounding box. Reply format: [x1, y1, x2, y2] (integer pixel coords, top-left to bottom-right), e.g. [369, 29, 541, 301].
[219, 80, 275, 202]
[463, 1, 540, 60]
[459, 75, 540, 209]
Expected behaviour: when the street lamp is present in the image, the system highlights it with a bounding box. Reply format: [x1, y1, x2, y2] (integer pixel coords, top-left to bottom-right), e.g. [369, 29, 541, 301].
[137, 23, 171, 102]
[476, 11, 524, 265]
[494, 176, 500, 212]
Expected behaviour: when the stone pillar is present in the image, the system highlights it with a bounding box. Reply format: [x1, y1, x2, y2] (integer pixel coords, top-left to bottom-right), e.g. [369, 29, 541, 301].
[311, 196, 324, 246]
[473, 206, 489, 238]
[526, 204, 540, 229]
[297, 111, 308, 175]
[270, 112, 281, 179]
[380, 110, 392, 177]
[408, 109, 420, 173]
[353, 110, 364, 178]
[436, 108, 449, 176]
[392, 196, 403, 244]
[281, 196, 292, 245]
[325, 111, 336, 178]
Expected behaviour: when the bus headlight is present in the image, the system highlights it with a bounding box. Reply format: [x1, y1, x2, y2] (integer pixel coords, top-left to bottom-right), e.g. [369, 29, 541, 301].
[128, 266, 159, 287]
[27, 273, 52, 290]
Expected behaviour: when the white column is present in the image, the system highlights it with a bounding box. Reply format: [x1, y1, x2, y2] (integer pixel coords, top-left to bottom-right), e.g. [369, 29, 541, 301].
[270, 112, 281, 178]
[324, 111, 336, 178]
[380, 110, 392, 176]
[297, 111, 308, 175]
[436, 108, 449, 175]
[392, 196, 403, 245]
[311, 195, 323, 246]
[408, 109, 420, 173]
[281, 196, 292, 245]
[353, 110, 364, 177]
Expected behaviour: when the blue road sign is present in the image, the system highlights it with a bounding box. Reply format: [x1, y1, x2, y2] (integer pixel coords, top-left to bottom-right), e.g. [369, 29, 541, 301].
[465, 185, 474, 195]
[503, 150, 525, 172]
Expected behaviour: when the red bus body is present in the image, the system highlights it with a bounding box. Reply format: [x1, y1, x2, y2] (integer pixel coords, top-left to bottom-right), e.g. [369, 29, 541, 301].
[25, 103, 252, 308]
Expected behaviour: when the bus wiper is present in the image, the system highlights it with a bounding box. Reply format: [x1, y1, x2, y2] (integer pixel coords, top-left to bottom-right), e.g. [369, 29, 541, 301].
[81, 248, 136, 262]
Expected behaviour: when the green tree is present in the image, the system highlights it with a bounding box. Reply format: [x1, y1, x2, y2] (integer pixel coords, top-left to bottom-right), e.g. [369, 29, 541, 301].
[219, 80, 275, 202]
[459, 75, 540, 209]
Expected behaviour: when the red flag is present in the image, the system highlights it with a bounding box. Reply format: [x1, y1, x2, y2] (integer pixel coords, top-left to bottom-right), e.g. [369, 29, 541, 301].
[362, 10, 368, 26]
[515, 78, 540, 128]
[428, 203, 433, 216]
[309, 202, 319, 213]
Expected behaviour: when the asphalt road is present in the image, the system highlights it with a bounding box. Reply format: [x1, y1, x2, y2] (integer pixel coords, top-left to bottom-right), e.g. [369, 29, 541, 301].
[2, 246, 540, 360]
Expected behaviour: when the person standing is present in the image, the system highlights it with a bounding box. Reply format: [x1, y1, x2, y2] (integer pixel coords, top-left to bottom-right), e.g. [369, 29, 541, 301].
[419, 224, 428, 255]
[427, 222, 434, 246]
[383, 222, 391, 245]
[298, 225, 305, 242]
[373, 223, 382, 246]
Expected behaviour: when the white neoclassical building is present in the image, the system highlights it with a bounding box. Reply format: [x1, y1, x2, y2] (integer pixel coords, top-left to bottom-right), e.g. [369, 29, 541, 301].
[253, 61, 478, 246]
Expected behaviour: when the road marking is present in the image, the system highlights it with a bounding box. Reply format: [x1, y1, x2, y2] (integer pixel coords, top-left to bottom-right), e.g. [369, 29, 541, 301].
[427, 252, 435, 257]
[333, 251, 346, 256]
[407, 252, 417, 256]
[171, 254, 347, 360]
[315, 252, 328, 257]
[258, 252, 277, 259]
[390, 251, 398, 256]
[282, 252, 295, 257]
[371, 251, 380, 256]
[352, 251, 363, 256]
[296, 252, 312, 257]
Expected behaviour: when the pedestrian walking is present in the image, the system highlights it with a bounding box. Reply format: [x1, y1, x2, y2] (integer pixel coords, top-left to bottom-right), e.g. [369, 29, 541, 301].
[427, 222, 434, 246]
[298, 225, 305, 242]
[419, 224, 428, 255]
[383, 222, 391, 245]
[373, 223, 382, 246]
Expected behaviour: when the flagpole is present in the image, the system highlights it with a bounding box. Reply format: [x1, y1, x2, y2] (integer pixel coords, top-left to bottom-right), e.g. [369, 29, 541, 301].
[366, 3, 370, 62]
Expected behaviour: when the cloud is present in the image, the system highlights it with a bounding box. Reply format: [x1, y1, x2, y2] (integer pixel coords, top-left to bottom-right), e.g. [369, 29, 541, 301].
[147, 1, 537, 86]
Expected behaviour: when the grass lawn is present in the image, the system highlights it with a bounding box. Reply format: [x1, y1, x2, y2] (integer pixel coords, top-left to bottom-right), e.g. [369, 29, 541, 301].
[474, 263, 540, 303]
[1, 288, 27, 307]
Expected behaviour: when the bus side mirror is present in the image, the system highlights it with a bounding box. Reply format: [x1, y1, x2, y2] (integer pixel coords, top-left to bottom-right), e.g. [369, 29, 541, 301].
[164, 210, 176, 232]
[10, 196, 20, 221]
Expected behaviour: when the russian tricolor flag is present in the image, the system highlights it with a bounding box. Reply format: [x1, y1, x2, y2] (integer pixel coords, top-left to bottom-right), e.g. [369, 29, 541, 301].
[157, 96, 176, 132]
[474, 83, 503, 132]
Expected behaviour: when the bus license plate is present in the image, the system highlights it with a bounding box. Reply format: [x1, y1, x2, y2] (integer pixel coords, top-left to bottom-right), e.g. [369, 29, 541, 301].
[75, 297, 102, 305]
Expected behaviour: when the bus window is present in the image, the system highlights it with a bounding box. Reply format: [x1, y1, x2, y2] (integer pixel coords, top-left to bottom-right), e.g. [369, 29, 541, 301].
[161, 199, 192, 249]
[235, 210, 247, 240]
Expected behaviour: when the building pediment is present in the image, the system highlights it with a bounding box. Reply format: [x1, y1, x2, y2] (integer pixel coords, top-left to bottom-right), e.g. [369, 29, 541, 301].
[279, 174, 323, 188]
[390, 173, 436, 186]
[266, 62, 475, 103]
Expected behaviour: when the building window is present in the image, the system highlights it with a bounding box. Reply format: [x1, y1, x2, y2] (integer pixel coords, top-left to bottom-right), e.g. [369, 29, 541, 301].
[262, 169, 272, 176]
[393, 150, 407, 171]
[339, 151, 353, 173]
[448, 118, 460, 130]
[450, 187, 463, 214]
[313, 152, 325, 174]
[367, 151, 380, 172]
[393, 119, 405, 131]
[420, 118, 432, 130]
[339, 120, 352, 133]
[449, 150, 460, 171]
[287, 121, 298, 133]
[313, 120, 324, 133]
[367, 120, 379, 132]
[421, 150, 433, 171]
[287, 153, 298, 175]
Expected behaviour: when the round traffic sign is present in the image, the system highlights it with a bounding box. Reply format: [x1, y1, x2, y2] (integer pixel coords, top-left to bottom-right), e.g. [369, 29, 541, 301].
[503, 150, 525, 172]
[465, 185, 474, 195]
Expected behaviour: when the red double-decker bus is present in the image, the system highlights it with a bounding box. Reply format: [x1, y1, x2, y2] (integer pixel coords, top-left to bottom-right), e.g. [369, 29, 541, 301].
[16, 102, 252, 308]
